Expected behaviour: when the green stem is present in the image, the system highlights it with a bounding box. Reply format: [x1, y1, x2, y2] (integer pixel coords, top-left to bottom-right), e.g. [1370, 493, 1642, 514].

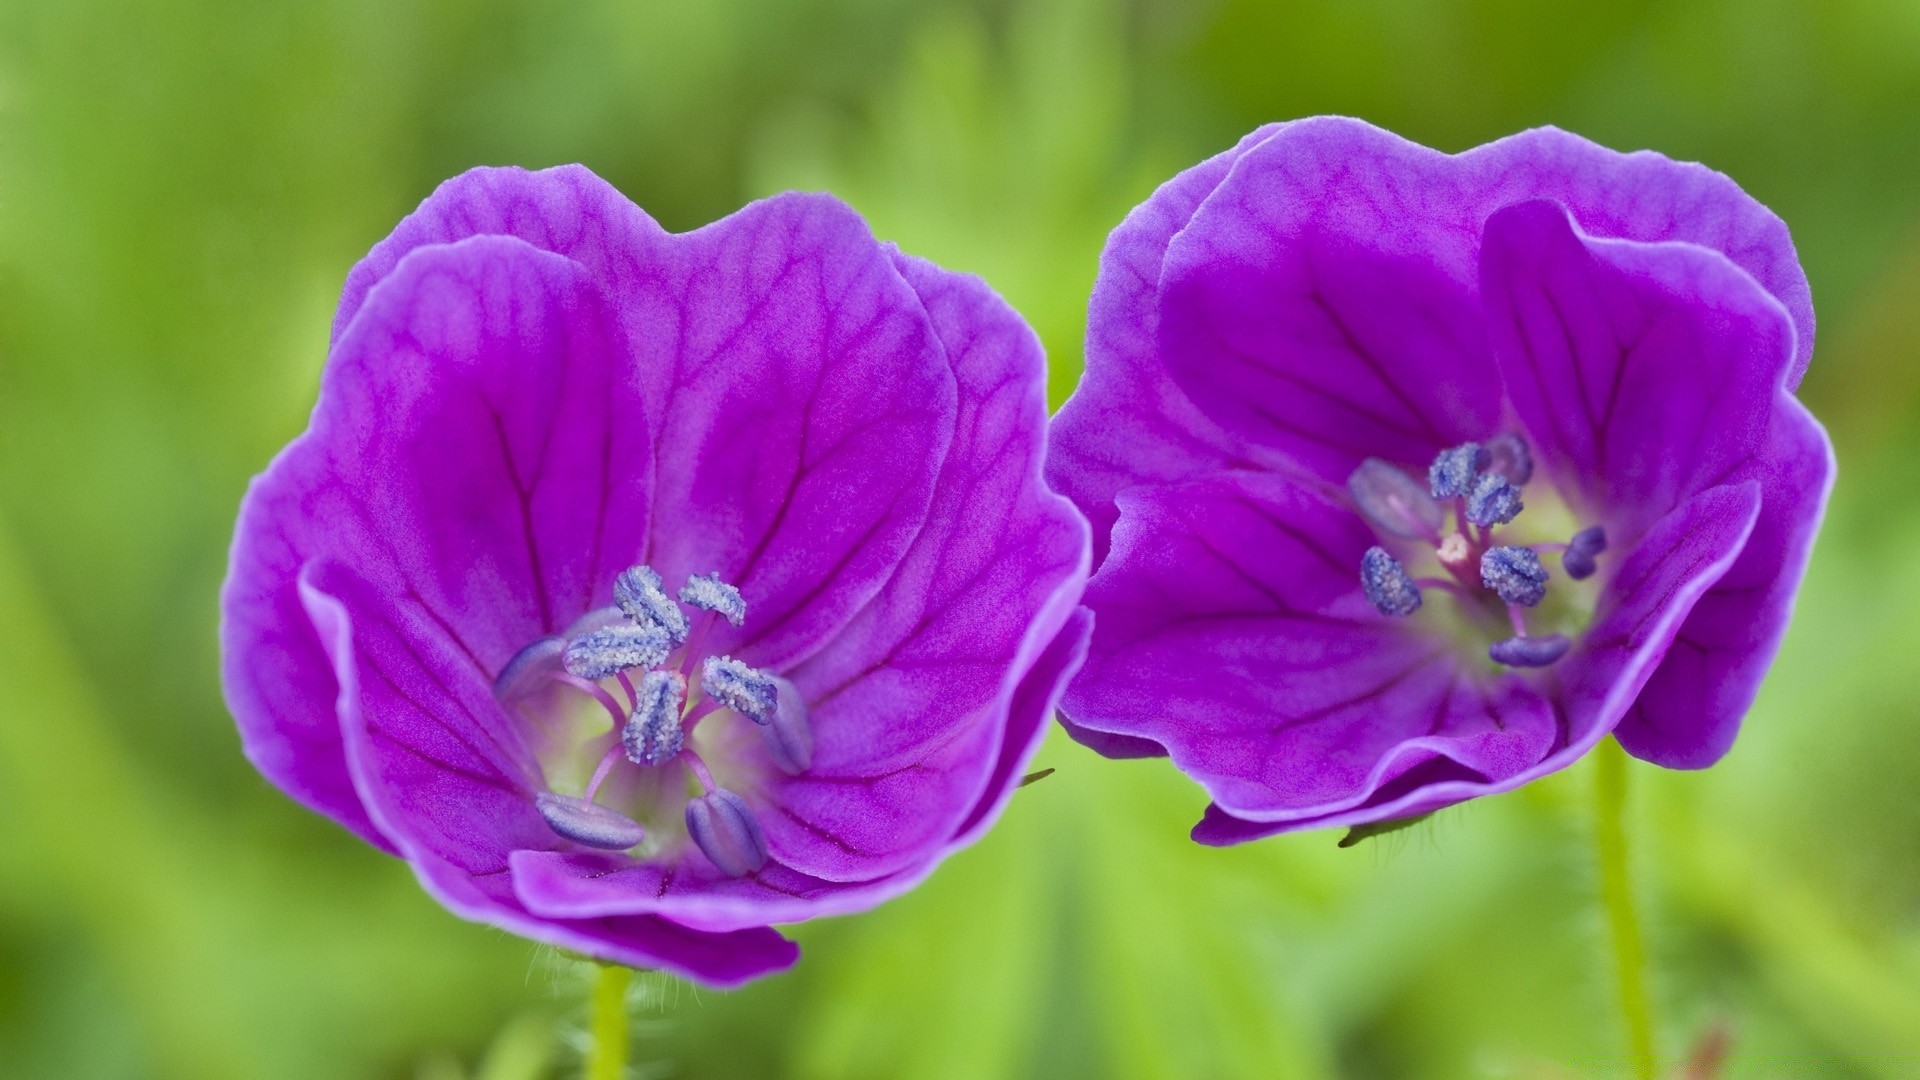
[586, 963, 632, 1080]
[1595, 737, 1657, 1079]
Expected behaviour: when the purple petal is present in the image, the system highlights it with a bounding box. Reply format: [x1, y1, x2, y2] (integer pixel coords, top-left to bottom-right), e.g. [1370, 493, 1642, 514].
[220, 236, 651, 849]
[331, 165, 667, 349]
[637, 195, 958, 669]
[1480, 199, 1795, 538]
[1191, 481, 1762, 842]
[1045, 124, 1293, 565]
[1061, 469, 1558, 821]
[1156, 130, 1504, 484]
[1463, 126, 1814, 387]
[300, 558, 795, 985]
[765, 253, 1089, 882]
[1614, 403, 1833, 767]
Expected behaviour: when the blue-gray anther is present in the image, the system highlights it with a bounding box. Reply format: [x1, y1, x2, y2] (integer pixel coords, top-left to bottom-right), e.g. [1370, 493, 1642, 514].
[1465, 473, 1524, 527]
[1428, 442, 1482, 499]
[679, 572, 747, 627]
[701, 655, 777, 724]
[1360, 546, 1423, 616]
[684, 788, 769, 877]
[534, 792, 647, 850]
[493, 635, 565, 701]
[1489, 634, 1572, 668]
[1348, 458, 1445, 541]
[1481, 546, 1549, 607]
[613, 565, 690, 644]
[563, 623, 672, 680]
[621, 670, 686, 766]
[1483, 433, 1533, 485]
[763, 675, 813, 775]
[1561, 525, 1608, 581]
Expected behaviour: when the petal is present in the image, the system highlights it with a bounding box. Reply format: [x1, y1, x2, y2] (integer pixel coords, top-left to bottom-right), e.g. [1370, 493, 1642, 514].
[1191, 481, 1762, 843]
[1061, 470, 1558, 822]
[300, 559, 794, 986]
[331, 165, 666, 350]
[1462, 126, 1814, 386]
[1045, 124, 1293, 565]
[763, 253, 1089, 881]
[221, 235, 650, 846]
[1156, 124, 1504, 483]
[1614, 403, 1833, 767]
[637, 194, 959, 669]
[1481, 199, 1795, 538]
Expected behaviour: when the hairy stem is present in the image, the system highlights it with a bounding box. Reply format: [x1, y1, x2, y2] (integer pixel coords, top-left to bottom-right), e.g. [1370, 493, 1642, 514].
[586, 963, 631, 1080]
[1595, 737, 1657, 1078]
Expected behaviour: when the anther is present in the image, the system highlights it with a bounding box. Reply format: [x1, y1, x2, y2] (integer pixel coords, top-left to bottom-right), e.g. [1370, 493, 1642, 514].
[621, 670, 686, 766]
[613, 565, 690, 644]
[700, 655, 777, 724]
[684, 788, 770, 877]
[1466, 474, 1524, 527]
[1360, 546, 1423, 616]
[563, 623, 673, 680]
[1483, 433, 1533, 485]
[1428, 443, 1482, 499]
[679, 572, 747, 627]
[493, 636, 565, 701]
[1348, 458, 1445, 541]
[1481, 546, 1549, 607]
[534, 792, 646, 850]
[1561, 525, 1608, 581]
[762, 675, 813, 775]
[1489, 634, 1572, 668]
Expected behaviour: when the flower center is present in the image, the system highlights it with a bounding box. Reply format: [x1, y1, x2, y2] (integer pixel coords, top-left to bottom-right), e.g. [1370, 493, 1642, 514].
[1348, 435, 1608, 670]
[492, 566, 813, 876]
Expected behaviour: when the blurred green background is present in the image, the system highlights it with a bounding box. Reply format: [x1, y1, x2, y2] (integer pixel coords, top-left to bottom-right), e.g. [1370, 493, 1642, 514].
[2, 0, 1918, 1076]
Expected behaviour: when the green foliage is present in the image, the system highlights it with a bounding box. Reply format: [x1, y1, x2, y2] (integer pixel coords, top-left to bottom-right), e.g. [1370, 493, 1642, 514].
[2, 0, 1917, 1075]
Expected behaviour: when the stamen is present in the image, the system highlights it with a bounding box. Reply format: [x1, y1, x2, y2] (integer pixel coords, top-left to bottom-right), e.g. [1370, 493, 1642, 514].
[563, 623, 673, 680]
[1348, 458, 1445, 542]
[700, 655, 777, 724]
[621, 670, 687, 766]
[1428, 442, 1482, 499]
[1483, 433, 1533, 484]
[534, 792, 646, 850]
[1562, 525, 1608, 581]
[762, 675, 813, 775]
[1466, 474, 1524, 527]
[684, 788, 769, 877]
[1489, 634, 1572, 668]
[493, 636, 565, 701]
[613, 565, 690, 644]
[679, 572, 747, 627]
[1360, 546, 1423, 616]
[1481, 546, 1549, 607]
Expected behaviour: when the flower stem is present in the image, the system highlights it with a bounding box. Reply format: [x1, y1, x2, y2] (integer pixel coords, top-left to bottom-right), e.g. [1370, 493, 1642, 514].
[1595, 737, 1656, 1078]
[586, 962, 631, 1080]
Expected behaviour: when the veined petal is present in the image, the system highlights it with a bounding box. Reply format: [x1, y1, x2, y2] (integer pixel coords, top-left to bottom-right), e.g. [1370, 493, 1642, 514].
[1481, 199, 1795, 536]
[636, 194, 958, 669]
[1045, 124, 1293, 566]
[768, 254, 1089, 882]
[221, 235, 651, 848]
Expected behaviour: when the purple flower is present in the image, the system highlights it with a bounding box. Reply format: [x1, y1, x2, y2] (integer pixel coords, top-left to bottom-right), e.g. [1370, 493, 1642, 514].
[221, 166, 1090, 985]
[1047, 118, 1833, 843]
